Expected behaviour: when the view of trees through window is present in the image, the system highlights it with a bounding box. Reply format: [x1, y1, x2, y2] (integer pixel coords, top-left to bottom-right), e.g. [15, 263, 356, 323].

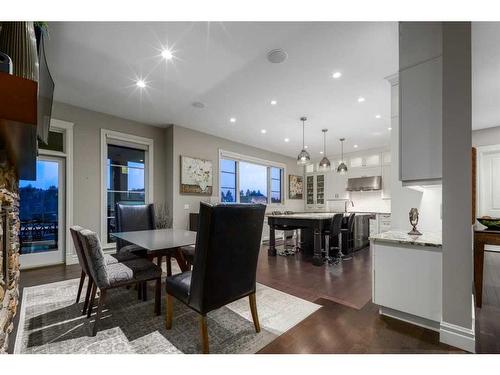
[219, 157, 283, 204]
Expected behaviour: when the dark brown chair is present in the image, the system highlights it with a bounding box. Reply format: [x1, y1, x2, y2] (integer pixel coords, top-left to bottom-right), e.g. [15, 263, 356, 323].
[164, 203, 266, 353]
[326, 213, 343, 263]
[341, 213, 355, 259]
[69, 225, 139, 315]
[77, 229, 162, 336]
[115, 203, 155, 254]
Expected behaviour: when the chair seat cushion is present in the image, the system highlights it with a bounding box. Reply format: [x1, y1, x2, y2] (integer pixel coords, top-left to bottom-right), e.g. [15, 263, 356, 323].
[119, 244, 148, 258]
[104, 252, 140, 265]
[106, 259, 162, 287]
[165, 271, 192, 304]
[180, 245, 195, 262]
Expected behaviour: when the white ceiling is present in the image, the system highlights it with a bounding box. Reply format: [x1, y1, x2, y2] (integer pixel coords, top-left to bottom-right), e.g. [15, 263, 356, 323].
[46, 22, 399, 158]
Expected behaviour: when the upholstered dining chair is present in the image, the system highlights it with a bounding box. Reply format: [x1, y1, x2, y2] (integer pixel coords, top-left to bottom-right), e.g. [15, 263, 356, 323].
[69, 225, 139, 314]
[164, 203, 266, 353]
[114, 203, 156, 255]
[77, 229, 163, 336]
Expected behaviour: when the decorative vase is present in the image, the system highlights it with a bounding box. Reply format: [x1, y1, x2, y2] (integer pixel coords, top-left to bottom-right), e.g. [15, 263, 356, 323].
[0, 22, 39, 81]
[408, 208, 422, 236]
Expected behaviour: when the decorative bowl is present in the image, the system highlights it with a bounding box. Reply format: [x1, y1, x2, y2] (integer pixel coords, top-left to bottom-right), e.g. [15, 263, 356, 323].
[477, 217, 500, 230]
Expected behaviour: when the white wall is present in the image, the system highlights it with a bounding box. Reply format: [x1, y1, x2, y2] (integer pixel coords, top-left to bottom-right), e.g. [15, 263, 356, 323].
[387, 75, 442, 232]
[473, 125, 500, 147]
[169, 125, 304, 229]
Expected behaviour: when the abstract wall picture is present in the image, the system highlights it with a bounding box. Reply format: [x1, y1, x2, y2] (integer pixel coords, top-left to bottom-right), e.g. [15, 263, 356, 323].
[289, 174, 303, 199]
[180, 156, 213, 195]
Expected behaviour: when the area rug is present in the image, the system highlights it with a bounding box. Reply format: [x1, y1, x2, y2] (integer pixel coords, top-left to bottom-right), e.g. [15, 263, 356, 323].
[14, 279, 320, 354]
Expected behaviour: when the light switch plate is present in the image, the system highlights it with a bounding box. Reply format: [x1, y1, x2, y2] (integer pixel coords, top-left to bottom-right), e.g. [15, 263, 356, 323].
[184, 204, 190, 210]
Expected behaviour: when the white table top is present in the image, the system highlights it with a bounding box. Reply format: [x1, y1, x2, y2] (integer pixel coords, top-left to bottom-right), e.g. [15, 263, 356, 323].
[112, 228, 197, 252]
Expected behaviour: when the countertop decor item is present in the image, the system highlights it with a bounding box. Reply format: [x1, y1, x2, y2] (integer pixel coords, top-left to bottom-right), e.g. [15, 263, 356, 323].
[288, 175, 303, 199]
[337, 138, 348, 174]
[296, 117, 311, 166]
[0, 22, 39, 81]
[318, 129, 331, 171]
[477, 217, 500, 230]
[408, 207, 422, 236]
[180, 155, 213, 195]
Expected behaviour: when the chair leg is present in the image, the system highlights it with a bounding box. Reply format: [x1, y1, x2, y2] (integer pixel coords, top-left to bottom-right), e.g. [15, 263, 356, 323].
[76, 270, 86, 304]
[142, 281, 148, 301]
[138, 282, 142, 300]
[199, 314, 209, 354]
[165, 293, 173, 329]
[154, 278, 161, 316]
[249, 293, 261, 333]
[82, 278, 93, 315]
[92, 289, 107, 336]
[87, 283, 97, 318]
[166, 256, 172, 277]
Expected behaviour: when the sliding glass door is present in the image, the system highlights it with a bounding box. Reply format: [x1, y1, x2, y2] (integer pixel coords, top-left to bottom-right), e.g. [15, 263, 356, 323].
[19, 156, 65, 268]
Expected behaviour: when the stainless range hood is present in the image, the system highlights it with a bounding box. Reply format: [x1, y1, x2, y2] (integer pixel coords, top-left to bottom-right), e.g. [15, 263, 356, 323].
[346, 176, 382, 191]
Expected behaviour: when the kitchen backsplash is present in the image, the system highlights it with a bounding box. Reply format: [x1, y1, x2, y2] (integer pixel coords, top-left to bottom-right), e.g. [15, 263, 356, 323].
[327, 191, 391, 213]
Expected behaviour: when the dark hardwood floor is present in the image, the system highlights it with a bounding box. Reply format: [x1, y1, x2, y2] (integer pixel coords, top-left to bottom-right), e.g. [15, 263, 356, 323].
[10, 244, 500, 354]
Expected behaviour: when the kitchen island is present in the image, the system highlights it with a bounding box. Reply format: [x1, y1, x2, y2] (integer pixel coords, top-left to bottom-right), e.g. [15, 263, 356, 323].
[370, 230, 442, 331]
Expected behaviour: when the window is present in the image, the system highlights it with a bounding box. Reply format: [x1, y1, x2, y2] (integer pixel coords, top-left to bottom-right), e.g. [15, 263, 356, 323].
[270, 167, 282, 203]
[220, 159, 237, 202]
[101, 130, 153, 247]
[106, 145, 146, 243]
[219, 151, 285, 205]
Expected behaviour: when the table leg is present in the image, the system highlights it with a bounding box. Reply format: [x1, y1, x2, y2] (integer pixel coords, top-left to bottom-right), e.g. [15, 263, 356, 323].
[268, 225, 276, 256]
[173, 249, 190, 272]
[312, 228, 323, 266]
[474, 239, 485, 308]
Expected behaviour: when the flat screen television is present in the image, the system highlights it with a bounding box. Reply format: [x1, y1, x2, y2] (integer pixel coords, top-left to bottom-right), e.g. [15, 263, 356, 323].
[36, 35, 54, 144]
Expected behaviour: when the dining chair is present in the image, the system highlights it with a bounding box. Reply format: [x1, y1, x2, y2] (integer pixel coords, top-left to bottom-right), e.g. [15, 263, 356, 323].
[114, 203, 156, 255]
[341, 213, 355, 260]
[77, 229, 163, 336]
[326, 213, 343, 264]
[69, 225, 140, 314]
[164, 202, 266, 353]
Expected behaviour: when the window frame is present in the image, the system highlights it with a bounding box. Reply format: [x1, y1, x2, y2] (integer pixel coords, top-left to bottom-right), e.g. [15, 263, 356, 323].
[100, 129, 154, 249]
[218, 149, 285, 206]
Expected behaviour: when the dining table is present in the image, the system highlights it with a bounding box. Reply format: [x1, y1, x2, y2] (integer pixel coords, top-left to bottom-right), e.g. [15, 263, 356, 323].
[111, 228, 197, 276]
[474, 228, 500, 307]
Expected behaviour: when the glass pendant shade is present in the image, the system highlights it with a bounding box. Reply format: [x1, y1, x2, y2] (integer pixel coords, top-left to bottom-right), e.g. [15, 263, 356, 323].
[337, 162, 348, 174]
[297, 149, 311, 165]
[297, 116, 311, 166]
[318, 129, 331, 171]
[337, 137, 348, 174]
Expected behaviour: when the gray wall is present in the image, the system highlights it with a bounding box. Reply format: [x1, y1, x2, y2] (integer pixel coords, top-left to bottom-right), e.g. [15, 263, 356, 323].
[51, 102, 168, 236]
[473, 126, 500, 146]
[441, 23, 473, 334]
[170, 125, 304, 229]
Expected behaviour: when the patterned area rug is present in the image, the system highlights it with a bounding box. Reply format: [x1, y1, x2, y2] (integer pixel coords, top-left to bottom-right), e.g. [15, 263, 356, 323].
[14, 279, 320, 354]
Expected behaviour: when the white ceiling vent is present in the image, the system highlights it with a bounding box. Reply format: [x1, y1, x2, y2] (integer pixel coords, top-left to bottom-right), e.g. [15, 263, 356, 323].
[267, 49, 288, 64]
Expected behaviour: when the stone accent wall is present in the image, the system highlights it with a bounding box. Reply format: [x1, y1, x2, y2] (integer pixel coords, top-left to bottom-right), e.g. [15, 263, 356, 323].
[0, 163, 20, 354]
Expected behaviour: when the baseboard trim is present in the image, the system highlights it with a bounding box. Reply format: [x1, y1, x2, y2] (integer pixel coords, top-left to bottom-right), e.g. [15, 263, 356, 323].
[440, 321, 476, 353]
[379, 306, 441, 332]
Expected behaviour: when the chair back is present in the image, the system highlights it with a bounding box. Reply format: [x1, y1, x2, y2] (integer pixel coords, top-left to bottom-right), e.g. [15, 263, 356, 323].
[115, 203, 155, 251]
[330, 214, 344, 237]
[347, 213, 355, 231]
[189, 203, 266, 314]
[78, 229, 110, 288]
[69, 225, 89, 274]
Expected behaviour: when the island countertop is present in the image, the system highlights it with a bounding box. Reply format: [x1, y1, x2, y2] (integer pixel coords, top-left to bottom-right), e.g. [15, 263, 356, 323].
[370, 230, 442, 247]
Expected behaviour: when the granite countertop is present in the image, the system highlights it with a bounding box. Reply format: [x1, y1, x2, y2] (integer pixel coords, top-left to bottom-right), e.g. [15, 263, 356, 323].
[370, 230, 442, 247]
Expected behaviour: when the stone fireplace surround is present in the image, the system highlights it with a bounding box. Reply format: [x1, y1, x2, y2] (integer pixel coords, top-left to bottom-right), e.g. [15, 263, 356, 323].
[0, 162, 20, 353]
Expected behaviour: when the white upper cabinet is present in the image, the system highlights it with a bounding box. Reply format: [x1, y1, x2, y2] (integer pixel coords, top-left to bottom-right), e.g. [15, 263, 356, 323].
[399, 22, 443, 185]
[326, 171, 349, 200]
[381, 164, 391, 199]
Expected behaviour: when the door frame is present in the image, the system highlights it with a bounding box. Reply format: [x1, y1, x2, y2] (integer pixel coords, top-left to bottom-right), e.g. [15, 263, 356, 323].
[477, 144, 500, 218]
[19, 155, 65, 268]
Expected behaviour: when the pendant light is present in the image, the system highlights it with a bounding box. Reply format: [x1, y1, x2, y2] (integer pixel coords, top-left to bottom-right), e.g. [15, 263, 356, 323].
[337, 138, 348, 174]
[318, 129, 331, 171]
[297, 116, 311, 166]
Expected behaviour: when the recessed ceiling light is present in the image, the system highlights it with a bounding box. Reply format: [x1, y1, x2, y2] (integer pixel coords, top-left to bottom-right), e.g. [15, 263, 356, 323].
[353, 144, 358, 148]
[388, 127, 392, 131]
[320, 151, 324, 154]
[284, 138, 290, 142]
[261, 129, 267, 134]
[192, 101, 205, 109]
[267, 49, 288, 64]
[270, 100, 277, 106]
[375, 114, 381, 119]
[304, 145, 308, 149]
[358, 97, 365, 103]
[161, 49, 173, 60]
[332, 71, 342, 79]
[136, 79, 146, 88]
[230, 117, 236, 123]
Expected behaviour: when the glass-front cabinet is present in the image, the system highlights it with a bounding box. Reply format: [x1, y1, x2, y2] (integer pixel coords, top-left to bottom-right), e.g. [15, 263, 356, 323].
[305, 173, 326, 210]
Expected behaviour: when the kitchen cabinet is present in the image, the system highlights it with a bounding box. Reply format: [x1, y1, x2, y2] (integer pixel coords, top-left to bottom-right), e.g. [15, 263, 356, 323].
[348, 166, 380, 179]
[326, 171, 349, 200]
[305, 173, 326, 210]
[399, 22, 443, 185]
[349, 153, 380, 169]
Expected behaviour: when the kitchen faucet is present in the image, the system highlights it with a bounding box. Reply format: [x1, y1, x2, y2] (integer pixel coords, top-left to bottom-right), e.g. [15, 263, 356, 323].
[344, 200, 354, 213]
